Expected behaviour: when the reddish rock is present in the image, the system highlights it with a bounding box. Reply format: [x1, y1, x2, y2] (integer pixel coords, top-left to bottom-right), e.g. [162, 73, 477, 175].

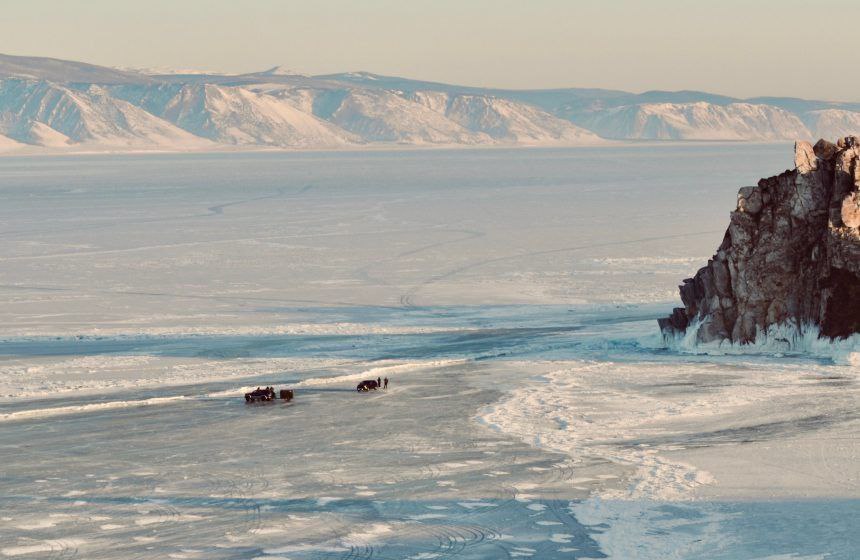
[660, 137, 860, 342]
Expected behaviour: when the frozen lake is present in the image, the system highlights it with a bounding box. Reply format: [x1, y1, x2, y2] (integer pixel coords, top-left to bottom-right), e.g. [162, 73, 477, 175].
[1, 146, 857, 559]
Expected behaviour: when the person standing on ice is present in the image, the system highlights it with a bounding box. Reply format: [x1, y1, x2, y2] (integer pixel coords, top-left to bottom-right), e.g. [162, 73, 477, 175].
[377, 376, 381, 388]
[384, 377, 389, 389]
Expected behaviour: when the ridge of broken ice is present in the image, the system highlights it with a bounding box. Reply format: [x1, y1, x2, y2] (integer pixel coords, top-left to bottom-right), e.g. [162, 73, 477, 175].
[664, 320, 860, 366]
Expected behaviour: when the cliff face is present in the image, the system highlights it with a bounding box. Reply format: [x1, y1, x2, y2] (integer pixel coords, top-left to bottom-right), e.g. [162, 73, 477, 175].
[660, 137, 860, 343]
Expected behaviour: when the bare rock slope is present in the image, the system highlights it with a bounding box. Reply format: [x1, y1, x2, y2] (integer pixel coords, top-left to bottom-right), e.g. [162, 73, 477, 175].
[660, 138, 860, 343]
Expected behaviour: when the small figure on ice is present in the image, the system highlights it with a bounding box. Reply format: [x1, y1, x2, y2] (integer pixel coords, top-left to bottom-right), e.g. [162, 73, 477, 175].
[383, 377, 389, 389]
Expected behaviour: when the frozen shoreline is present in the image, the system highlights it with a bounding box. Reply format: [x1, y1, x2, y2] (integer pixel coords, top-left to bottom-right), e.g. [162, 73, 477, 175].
[1, 146, 855, 558]
[0, 138, 792, 159]
[666, 320, 860, 366]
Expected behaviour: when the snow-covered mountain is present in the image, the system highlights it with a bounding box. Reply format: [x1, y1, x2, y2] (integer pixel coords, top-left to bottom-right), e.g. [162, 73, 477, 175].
[576, 102, 811, 141]
[802, 109, 860, 141]
[110, 83, 355, 148]
[0, 53, 858, 154]
[414, 92, 602, 144]
[0, 79, 212, 149]
[0, 53, 148, 85]
[325, 88, 488, 144]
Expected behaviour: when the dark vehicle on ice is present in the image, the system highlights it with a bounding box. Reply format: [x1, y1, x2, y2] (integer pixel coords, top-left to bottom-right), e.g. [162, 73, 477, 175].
[245, 387, 275, 402]
[245, 386, 295, 403]
[245, 387, 295, 403]
[356, 380, 379, 392]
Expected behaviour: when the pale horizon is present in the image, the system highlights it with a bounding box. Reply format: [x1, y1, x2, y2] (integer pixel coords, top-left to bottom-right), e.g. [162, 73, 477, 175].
[3, 0, 859, 102]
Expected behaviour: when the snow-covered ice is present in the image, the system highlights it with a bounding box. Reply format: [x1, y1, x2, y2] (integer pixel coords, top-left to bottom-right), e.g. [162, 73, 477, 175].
[0, 145, 856, 558]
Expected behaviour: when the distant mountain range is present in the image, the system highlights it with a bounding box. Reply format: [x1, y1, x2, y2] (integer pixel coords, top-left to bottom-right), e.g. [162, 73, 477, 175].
[1, 53, 858, 154]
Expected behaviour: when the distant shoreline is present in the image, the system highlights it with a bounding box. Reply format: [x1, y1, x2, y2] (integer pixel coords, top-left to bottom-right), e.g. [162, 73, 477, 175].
[0, 139, 802, 159]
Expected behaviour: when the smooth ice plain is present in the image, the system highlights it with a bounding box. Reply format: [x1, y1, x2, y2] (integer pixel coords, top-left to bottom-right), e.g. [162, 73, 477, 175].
[0, 145, 857, 559]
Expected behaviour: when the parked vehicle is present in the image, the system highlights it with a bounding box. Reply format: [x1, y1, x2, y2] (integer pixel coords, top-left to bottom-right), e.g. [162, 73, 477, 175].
[245, 387, 275, 402]
[356, 379, 379, 392]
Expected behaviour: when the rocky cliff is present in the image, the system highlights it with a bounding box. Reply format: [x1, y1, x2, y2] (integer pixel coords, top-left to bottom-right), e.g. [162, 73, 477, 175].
[660, 137, 860, 344]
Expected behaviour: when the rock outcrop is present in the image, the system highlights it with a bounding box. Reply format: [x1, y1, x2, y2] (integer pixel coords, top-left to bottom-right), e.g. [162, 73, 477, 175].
[660, 137, 860, 343]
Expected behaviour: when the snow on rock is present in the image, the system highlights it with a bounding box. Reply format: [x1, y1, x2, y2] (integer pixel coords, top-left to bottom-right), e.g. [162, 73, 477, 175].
[407, 90, 604, 144]
[328, 89, 489, 144]
[442, 94, 604, 145]
[112, 83, 357, 148]
[805, 108, 860, 140]
[410, 90, 451, 114]
[0, 79, 211, 149]
[580, 102, 811, 141]
[21, 121, 71, 147]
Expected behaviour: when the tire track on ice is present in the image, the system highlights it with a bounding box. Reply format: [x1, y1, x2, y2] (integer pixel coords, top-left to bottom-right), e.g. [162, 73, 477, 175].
[351, 227, 485, 295]
[399, 229, 721, 303]
[0, 184, 306, 239]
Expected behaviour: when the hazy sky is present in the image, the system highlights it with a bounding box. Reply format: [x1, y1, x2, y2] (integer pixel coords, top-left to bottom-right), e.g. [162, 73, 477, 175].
[3, 0, 859, 100]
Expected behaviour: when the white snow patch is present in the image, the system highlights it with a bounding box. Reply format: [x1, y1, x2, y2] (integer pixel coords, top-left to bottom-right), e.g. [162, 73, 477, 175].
[0, 396, 188, 423]
[316, 497, 342, 506]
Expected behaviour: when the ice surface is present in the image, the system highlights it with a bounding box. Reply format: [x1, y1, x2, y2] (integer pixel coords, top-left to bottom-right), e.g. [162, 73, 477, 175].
[0, 145, 856, 559]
